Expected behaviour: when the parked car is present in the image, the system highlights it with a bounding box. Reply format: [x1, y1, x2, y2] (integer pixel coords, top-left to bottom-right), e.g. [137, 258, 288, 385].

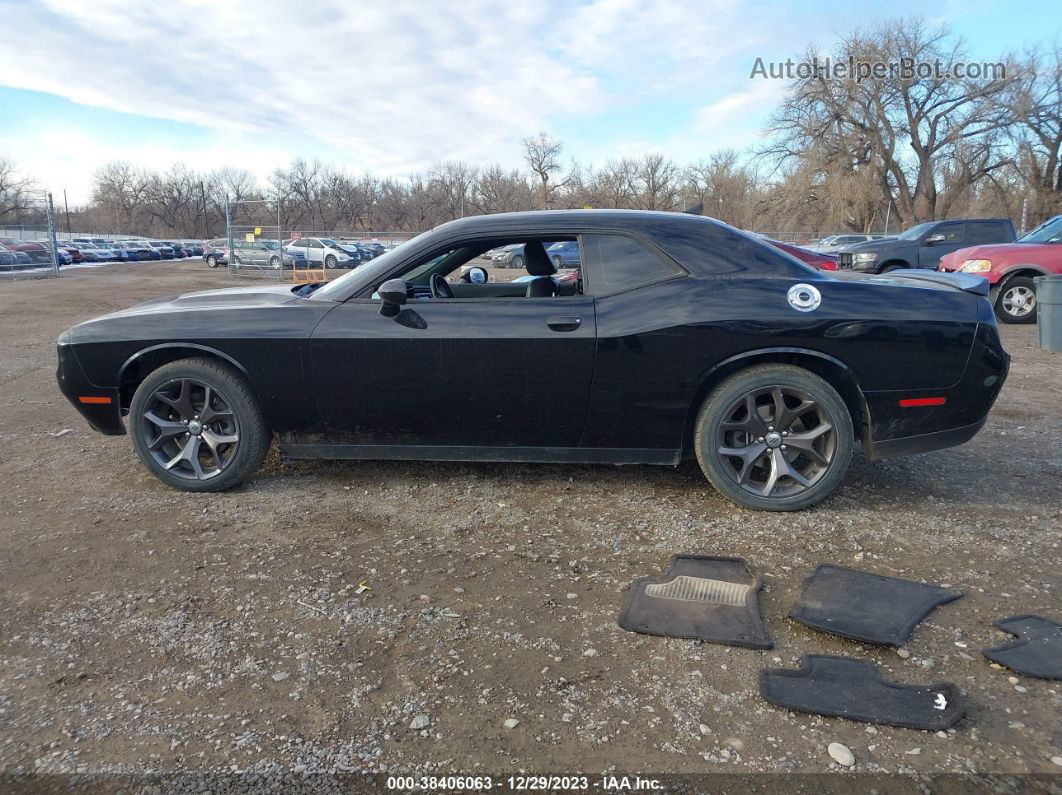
[834, 219, 1016, 274]
[203, 239, 228, 268]
[284, 237, 355, 268]
[938, 214, 1062, 324]
[66, 243, 102, 263]
[58, 210, 1008, 511]
[147, 242, 175, 259]
[231, 240, 305, 269]
[495, 242, 560, 268]
[0, 238, 53, 265]
[57, 244, 84, 264]
[0, 243, 33, 268]
[117, 241, 156, 260]
[768, 240, 838, 271]
[332, 242, 365, 266]
[546, 241, 581, 268]
[811, 234, 884, 252]
[40, 244, 72, 266]
[72, 238, 120, 261]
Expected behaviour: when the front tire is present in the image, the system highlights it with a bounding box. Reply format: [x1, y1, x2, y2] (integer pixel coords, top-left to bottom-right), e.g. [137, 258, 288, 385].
[511, 255, 524, 269]
[553, 255, 563, 268]
[129, 358, 270, 492]
[995, 276, 1037, 324]
[694, 364, 853, 511]
[269, 256, 280, 269]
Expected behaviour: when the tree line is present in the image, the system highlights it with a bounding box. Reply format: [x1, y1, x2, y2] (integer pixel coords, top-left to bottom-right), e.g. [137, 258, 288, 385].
[2, 19, 1058, 240]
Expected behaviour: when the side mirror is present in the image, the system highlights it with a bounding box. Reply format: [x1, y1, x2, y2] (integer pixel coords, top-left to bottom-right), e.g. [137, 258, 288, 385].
[467, 266, 488, 284]
[924, 233, 946, 245]
[378, 279, 408, 317]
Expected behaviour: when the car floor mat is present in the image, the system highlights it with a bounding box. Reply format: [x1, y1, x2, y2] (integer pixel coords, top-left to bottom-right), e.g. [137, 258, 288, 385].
[760, 655, 964, 730]
[788, 564, 962, 647]
[617, 555, 772, 649]
[982, 615, 1062, 680]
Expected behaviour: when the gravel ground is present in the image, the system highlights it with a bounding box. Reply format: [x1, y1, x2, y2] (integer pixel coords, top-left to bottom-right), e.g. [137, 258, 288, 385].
[0, 260, 1059, 789]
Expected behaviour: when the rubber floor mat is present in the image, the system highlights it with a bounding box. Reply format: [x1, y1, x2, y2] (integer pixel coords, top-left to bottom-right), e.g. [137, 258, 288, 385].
[982, 615, 1062, 680]
[617, 555, 772, 649]
[760, 655, 964, 730]
[789, 564, 962, 646]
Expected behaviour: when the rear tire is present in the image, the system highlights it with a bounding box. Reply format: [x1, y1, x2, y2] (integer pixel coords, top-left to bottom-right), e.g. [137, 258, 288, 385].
[553, 255, 563, 268]
[206, 255, 218, 268]
[269, 256, 280, 269]
[511, 255, 524, 269]
[128, 358, 270, 492]
[324, 255, 338, 269]
[694, 364, 853, 511]
[995, 276, 1037, 324]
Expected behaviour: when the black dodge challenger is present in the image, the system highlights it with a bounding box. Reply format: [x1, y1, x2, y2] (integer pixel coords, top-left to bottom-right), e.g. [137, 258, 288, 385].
[58, 211, 1009, 510]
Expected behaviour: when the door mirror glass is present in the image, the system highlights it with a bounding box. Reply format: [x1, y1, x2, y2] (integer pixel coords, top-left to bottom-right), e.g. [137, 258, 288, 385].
[924, 234, 946, 245]
[378, 278, 408, 317]
[467, 266, 488, 284]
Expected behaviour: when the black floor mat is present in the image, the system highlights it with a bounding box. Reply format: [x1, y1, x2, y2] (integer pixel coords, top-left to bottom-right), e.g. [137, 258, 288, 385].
[789, 564, 962, 647]
[982, 615, 1062, 680]
[760, 655, 964, 730]
[618, 555, 772, 649]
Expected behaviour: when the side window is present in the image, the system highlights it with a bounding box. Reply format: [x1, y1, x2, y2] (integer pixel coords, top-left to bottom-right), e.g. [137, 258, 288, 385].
[309, 240, 324, 249]
[931, 223, 964, 243]
[968, 222, 1008, 244]
[580, 233, 682, 295]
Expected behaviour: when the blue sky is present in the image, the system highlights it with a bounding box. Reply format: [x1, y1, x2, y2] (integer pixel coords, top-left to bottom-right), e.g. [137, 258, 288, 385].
[0, 0, 1055, 203]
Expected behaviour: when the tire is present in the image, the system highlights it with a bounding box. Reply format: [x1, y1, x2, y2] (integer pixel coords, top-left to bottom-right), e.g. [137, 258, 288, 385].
[693, 364, 854, 511]
[511, 255, 524, 269]
[995, 276, 1037, 324]
[879, 262, 905, 273]
[206, 255, 218, 268]
[128, 358, 270, 493]
[553, 255, 563, 268]
[324, 254, 338, 269]
[269, 256, 280, 269]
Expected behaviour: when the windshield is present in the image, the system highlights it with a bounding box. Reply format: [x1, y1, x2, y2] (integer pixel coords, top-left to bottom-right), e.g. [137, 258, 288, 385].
[320, 239, 338, 247]
[1018, 216, 1062, 244]
[314, 231, 428, 299]
[897, 222, 935, 241]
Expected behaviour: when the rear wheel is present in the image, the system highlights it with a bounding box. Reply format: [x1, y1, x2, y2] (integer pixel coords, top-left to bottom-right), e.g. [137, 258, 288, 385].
[511, 255, 524, 269]
[995, 276, 1037, 324]
[694, 364, 853, 511]
[128, 358, 270, 492]
[324, 254, 338, 269]
[269, 256, 280, 269]
[553, 255, 563, 268]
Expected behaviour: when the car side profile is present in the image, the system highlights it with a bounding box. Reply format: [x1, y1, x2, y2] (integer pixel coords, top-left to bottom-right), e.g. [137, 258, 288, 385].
[835, 219, 1016, 274]
[284, 237, 355, 268]
[57, 210, 1008, 511]
[938, 214, 1062, 324]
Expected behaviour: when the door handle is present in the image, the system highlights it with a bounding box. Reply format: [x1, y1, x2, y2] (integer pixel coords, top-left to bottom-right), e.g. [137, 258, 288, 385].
[547, 316, 582, 332]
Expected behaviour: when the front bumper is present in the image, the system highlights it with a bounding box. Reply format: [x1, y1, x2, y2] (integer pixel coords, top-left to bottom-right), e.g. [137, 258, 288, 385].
[56, 343, 125, 435]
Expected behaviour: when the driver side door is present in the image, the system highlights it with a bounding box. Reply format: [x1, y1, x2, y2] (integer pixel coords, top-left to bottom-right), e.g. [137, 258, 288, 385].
[310, 293, 597, 450]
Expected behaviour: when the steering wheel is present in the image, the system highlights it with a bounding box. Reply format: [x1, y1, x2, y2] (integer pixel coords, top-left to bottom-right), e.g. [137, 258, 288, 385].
[430, 273, 455, 299]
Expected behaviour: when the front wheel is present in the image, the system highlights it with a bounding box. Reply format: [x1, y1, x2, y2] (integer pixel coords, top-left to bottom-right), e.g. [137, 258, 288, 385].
[206, 255, 218, 268]
[995, 276, 1037, 324]
[553, 255, 563, 268]
[694, 364, 853, 511]
[269, 256, 280, 269]
[128, 358, 270, 492]
[511, 255, 524, 269]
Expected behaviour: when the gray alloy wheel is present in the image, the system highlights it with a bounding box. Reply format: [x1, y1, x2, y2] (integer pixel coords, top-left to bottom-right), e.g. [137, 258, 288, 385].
[324, 254, 338, 268]
[269, 256, 280, 269]
[553, 255, 563, 268]
[695, 364, 853, 511]
[129, 358, 270, 492]
[996, 276, 1037, 324]
[511, 255, 524, 269]
[206, 254, 218, 268]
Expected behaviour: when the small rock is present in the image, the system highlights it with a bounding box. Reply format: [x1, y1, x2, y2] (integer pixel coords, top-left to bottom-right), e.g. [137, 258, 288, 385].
[906, 748, 921, 755]
[828, 742, 855, 767]
[566, 593, 578, 600]
[503, 718, 520, 729]
[897, 649, 911, 659]
[920, 659, 935, 668]
[583, 648, 598, 657]
[1014, 685, 1027, 693]
[410, 715, 430, 730]
[1008, 676, 1020, 685]
[1051, 756, 1062, 767]
[698, 724, 711, 735]
[271, 672, 289, 682]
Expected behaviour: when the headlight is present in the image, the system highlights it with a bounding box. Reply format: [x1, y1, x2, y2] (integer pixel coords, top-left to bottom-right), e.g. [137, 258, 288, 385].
[852, 252, 878, 263]
[960, 259, 992, 273]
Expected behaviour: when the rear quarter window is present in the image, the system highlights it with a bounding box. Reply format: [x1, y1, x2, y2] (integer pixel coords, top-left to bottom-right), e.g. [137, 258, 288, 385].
[580, 233, 683, 295]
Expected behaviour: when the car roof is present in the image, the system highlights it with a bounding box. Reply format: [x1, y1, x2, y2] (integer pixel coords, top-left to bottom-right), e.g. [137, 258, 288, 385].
[432, 209, 725, 236]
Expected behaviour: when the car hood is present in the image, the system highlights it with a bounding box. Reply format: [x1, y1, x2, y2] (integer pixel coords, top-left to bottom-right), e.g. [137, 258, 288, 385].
[836, 237, 902, 254]
[79, 285, 303, 323]
[938, 242, 1056, 269]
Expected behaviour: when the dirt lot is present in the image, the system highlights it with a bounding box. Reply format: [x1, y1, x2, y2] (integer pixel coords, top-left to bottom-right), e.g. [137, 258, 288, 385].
[0, 261, 1059, 788]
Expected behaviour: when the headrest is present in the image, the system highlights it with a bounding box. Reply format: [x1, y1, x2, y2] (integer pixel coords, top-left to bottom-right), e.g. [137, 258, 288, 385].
[523, 242, 555, 276]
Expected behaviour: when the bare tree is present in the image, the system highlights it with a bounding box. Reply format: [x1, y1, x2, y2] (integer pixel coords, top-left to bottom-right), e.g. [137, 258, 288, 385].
[521, 133, 570, 209]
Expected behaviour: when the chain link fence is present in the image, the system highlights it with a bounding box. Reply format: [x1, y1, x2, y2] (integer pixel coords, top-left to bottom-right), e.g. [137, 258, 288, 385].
[0, 191, 61, 279]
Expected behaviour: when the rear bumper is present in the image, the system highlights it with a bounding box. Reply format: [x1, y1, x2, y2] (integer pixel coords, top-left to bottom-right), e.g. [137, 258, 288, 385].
[866, 416, 987, 460]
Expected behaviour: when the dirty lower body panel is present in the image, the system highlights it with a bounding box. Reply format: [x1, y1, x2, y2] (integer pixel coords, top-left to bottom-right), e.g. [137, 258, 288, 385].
[788, 564, 962, 647]
[982, 614, 1062, 680]
[760, 655, 965, 730]
[617, 555, 771, 649]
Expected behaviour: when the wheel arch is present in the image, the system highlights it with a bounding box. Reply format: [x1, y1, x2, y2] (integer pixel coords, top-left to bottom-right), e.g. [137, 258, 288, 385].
[117, 343, 251, 411]
[878, 258, 911, 271]
[681, 348, 870, 457]
[996, 264, 1050, 286]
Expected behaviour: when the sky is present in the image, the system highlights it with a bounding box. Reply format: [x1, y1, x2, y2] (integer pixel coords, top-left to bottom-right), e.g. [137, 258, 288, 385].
[0, 0, 1056, 204]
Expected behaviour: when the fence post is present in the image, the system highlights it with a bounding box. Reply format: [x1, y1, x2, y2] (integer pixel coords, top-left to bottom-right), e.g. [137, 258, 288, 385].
[225, 200, 235, 275]
[46, 193, 61, 277]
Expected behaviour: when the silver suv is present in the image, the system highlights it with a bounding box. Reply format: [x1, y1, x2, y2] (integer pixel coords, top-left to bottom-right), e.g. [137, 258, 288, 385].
[284, 237, 355, 268]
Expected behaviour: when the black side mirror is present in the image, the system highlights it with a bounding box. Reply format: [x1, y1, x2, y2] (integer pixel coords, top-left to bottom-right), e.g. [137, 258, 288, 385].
[378, 279, 408, 317]
[467, 266, 488, 284]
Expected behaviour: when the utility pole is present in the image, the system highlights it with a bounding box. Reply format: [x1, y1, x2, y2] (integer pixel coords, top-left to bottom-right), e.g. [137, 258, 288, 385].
[62, 189, 71, 233]
[1020, 195, 1028, 235]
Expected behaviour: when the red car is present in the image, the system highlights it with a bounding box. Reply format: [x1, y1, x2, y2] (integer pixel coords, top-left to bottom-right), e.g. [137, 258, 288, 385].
[939, 214, 1062, 323]
[768, 239, 838, 270]
[58, 245, 83, 264]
